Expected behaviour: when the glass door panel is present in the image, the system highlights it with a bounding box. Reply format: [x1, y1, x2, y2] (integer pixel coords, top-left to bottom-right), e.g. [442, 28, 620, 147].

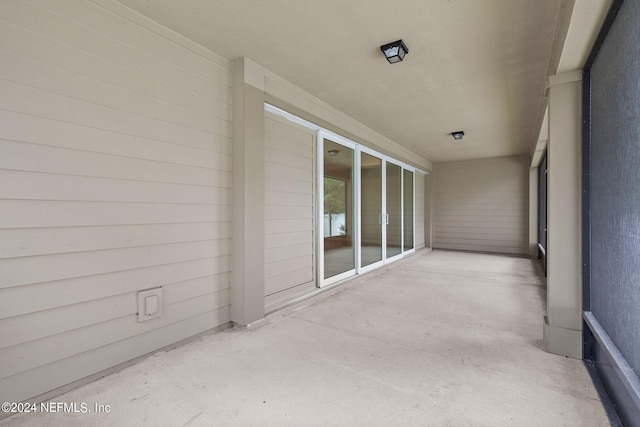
[323, 139, 354, 279]
[403, 169, 414, 251]
[360, 152, 383, 268]
[386, 162, 402, 259]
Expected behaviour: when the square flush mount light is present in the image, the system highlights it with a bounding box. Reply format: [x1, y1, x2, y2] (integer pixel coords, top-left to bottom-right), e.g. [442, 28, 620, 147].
[451, 131, 465, 140]
[380, 39, 409, 64]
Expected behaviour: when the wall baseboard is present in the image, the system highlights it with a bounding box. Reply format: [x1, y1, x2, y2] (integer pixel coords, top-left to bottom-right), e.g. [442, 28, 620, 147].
[584, 311, 640, 427]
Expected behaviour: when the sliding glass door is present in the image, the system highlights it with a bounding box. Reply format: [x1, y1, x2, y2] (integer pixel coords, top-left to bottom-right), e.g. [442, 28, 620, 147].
[360, 151, 384, 270]
[265, 105, 418, 289]
[403, 169, 415, 253]
[318, 132, 417, 287]
[321, 138, 355, 283]
[386, 161, 403, 262]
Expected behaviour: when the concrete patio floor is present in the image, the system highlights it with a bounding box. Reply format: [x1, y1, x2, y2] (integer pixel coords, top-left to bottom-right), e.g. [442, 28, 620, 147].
[1, 250, 610, 426]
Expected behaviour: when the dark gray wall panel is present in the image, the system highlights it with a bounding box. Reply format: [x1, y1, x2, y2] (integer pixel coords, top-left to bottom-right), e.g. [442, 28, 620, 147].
[590, 0, 640, 378]
[538, 152, 547, 250]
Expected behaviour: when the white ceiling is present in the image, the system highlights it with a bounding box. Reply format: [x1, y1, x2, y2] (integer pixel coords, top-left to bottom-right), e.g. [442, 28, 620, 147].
[117, 0, 591, 163]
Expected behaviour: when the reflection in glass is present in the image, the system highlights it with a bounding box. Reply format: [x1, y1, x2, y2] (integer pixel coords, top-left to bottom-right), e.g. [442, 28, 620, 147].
[403, 169, 414, 251]
[323, 140, 354, 279]
[361, 152, 383, 267]
[386, 163, 402, 258]
[324, 177, 346, 237]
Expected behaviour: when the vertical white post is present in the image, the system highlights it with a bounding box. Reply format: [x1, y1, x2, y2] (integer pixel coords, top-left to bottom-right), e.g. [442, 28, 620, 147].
[544, 70, 583, 358]
[231, 58, 266, 326]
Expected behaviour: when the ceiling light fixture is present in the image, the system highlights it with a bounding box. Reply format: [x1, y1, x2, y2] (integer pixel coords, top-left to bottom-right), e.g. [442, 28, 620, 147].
[451, 131, 465, 140]
[380, 39, 409, 64]
[328, 149, 340, 157]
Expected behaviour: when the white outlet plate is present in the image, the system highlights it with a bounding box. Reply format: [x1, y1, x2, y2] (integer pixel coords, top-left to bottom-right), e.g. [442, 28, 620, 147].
[137, 287, 163, 322]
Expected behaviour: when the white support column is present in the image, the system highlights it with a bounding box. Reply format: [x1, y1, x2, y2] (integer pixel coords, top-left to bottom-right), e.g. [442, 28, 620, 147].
[231, 58, 266, 326]
[544, 70, 582, 359]
[424, 173, 433, 249]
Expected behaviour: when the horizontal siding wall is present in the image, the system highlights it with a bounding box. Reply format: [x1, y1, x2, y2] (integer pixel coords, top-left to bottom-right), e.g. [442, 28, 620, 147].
[0, 0, 232, 403]
[264, 112, 315, 308]
[434, 156, 529, 255]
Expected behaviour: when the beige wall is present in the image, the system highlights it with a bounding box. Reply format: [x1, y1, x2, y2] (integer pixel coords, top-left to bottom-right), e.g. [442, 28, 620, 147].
[433, 156, 529, 255]
[264, 112, 316, 308]
[0, 0, 232, 402]
[0, 0, 435, 405]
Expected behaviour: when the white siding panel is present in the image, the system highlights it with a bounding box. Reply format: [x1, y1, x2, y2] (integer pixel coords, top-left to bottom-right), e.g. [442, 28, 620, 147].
[0, 170, 230, 204]
[0, 223, 230, 259]
[265, 268, 314, 298]
[0, 80, 230, 149]
[0, 200, 231, 228]
[265, 136, 313, 160]
[1, 1, 230, 93]
[264, 176, 312, 195]
[265, 218, 313, 235]
[0, 274, 228, 350]
[434, 156, 529, 255]
[1, 50, 230, 131]
[0, 140, 231, 187]
[0, 19, 230, 117]
[0, 112, 232, 165]
[265, 161, 312, 182]
[263, 112, 315, 304]
[0, 290, 230, 379]
[0, 0, 232, 402]
[435, 226, 522, 235]
[1, 240, 230, 288]
[435, 242, 526, 255]
[265, 122, 314, 156]
[0, 259, 231, 319]
[264, 191, 312, 207]
[264, 231, 313, 249]
[31, 0, 230, 83]
[265, 244, 313, 264]
[265, 205, 313, 220]
[265, 256, 314, 279]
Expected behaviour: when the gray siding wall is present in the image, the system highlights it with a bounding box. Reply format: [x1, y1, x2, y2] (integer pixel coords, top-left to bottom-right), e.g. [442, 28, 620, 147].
[0, 0, 232, 402]
[264, 112, 315, 307]
[434, 156, 529, 255]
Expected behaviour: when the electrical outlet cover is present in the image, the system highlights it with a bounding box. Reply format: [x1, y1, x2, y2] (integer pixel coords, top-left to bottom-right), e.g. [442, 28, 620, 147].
[137, 287, 163, 322]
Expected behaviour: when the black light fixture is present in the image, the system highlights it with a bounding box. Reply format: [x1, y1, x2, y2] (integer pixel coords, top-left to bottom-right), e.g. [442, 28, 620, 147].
[451, 131, 465, 140]
[380, 39, 409, 64]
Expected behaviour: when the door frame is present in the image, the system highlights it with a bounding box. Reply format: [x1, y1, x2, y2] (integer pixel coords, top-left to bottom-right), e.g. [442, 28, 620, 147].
[318, 132, 418, 286]
[317, 130, 358, 287]
[357, 145, 385, 275]
[264, 103, 423, 289]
